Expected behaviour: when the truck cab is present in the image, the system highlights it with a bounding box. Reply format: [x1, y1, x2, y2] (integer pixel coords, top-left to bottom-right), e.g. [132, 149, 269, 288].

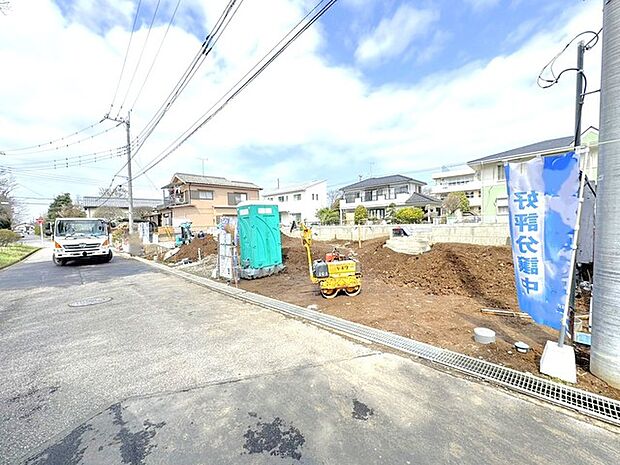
[52, 218, 112, 266]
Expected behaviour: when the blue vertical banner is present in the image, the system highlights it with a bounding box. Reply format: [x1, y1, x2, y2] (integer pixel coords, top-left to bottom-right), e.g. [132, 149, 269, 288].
[505, 152, 580, 330]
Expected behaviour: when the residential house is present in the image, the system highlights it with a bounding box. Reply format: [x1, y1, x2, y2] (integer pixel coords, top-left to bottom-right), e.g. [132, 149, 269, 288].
[339, 175, 440, 224]
[154, 173, 261, 230]
[430, 166, 482, 215]
[79, 196, 161, 218]
[467, 127, 598, 222]
[262, 180, 327, 225]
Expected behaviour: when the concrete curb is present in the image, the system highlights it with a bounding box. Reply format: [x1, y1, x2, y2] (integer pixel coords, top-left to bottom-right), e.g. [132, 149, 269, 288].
[121, 253, 620, 428]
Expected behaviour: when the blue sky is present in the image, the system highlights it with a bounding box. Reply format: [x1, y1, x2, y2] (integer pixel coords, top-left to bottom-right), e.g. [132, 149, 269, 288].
[0, 0, 603, 216]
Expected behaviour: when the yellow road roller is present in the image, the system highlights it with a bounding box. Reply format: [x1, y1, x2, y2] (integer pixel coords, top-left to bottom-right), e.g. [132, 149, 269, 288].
[301, 224, 362, 299]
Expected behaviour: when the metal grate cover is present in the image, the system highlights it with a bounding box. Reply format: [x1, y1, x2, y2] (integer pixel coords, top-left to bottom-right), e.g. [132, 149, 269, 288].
[147, 260, 620, 426]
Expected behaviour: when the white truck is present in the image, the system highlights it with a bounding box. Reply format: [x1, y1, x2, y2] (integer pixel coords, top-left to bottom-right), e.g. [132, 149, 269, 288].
[52, 217, 113, 266]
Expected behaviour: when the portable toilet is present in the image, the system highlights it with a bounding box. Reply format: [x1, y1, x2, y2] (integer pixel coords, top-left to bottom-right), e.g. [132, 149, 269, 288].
[236, 201, 285, 279]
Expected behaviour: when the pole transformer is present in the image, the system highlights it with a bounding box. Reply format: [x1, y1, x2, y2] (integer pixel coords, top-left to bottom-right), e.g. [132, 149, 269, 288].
[591, 0, 620, 389]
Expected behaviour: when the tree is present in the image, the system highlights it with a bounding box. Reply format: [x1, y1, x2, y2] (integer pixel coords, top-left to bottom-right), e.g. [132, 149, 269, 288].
[443, 192, 470, 215]
[93, 206, 126, 221]
[317, 207, 339, 225]
[47, 193, 85, 220]
[354, 205, 368, 225]
[98, 185, 128, 198]
[0, 2, 10, 16]
[0, 229, 19, 247]
[134, 206, 154, 219]
[327, 189, 342, 209]
[385, 203, 397, 224]
[0, 168, 16, 229]
[395, 207, 424, 224]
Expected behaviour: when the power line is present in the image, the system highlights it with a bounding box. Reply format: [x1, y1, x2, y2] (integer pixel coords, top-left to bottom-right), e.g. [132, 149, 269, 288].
[130, 0, 183, 111]
[1, 121, 123, 156]
[109, 0, 144, 115]
[98, 0, 244, 193]
[116, 0, 163, 117]
[133, 0, 338, 181]
[132, 0, 244, 154]
[1, 145, 129, 170]
[0, 119, 109, 154]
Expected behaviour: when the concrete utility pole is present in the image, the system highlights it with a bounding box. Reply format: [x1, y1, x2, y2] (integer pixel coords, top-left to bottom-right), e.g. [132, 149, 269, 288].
[574, 41, 585, 146]
[591, 0, 620, 389]
[104, 112, 134, 233]
[125, 112, 134, 233]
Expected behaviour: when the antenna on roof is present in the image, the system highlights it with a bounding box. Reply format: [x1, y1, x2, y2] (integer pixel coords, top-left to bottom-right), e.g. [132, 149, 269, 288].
[277, 178, 280, 189]
[358, 174, 362, 181]
[198, 157, 208, 176]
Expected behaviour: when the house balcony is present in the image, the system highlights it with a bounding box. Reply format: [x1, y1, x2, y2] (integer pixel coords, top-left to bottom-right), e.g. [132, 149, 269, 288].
[341, 193, 412, 209]
[162, 196, 189, 207]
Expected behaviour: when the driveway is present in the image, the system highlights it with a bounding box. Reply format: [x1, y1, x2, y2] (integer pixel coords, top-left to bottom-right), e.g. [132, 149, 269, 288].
[0, 249, 617, 464]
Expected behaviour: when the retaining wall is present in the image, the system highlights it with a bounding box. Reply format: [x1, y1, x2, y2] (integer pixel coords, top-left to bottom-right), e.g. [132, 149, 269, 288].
[284, 223, 510, 247]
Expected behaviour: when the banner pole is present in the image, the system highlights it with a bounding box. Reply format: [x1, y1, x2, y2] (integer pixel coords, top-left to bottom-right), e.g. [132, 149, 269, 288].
[558, 149, 588, 347]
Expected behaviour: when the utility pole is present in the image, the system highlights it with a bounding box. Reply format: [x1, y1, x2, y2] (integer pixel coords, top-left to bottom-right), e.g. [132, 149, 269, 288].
[104, 112, 134, 233]
[574, 41, 585, 146]
[591, 0, 620, 389]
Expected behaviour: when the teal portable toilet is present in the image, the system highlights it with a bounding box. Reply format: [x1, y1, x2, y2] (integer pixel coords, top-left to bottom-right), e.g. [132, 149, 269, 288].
[237, 201, 285, 279]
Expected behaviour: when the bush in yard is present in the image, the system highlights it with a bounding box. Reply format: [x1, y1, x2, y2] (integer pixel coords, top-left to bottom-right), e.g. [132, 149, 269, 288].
[0, 229, 20, 247]
[317, 207, 339, 225]
[394, 207, 424, 224]
[354, 205, 368, 225]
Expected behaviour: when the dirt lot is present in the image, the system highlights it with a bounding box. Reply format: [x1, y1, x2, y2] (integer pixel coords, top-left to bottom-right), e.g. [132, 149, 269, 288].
[237, 235, 619, 401]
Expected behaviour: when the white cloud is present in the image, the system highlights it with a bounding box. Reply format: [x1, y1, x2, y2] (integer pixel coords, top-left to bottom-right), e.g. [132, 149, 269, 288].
[354, 5, 440, 65]
[0, 0, 603, 218]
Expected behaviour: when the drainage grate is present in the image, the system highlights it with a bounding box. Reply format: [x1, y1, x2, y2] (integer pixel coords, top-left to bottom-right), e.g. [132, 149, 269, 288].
[150, 260, 620, 426]
[236, 291, 620, 427]
[68, 296, 113, 308]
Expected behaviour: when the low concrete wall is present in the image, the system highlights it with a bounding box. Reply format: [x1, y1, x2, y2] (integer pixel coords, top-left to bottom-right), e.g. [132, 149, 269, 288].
[429, 224, 510, 246]
[285, 223, 510, 247]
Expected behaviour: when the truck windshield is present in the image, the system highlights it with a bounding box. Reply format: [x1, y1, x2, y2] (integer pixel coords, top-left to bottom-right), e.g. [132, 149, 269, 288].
[55, 220, 107, 238]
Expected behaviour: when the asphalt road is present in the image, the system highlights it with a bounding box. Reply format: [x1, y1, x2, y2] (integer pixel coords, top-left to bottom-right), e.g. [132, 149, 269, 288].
[0, 249, 618, 465]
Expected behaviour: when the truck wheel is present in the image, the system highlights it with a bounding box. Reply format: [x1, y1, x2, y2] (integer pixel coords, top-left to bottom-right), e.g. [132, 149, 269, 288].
[102, 251, 113, 263]
[53, 256, 65, 266]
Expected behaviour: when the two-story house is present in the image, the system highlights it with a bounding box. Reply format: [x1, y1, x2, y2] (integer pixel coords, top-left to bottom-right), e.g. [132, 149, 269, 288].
[339, 174, 440, 224]
[262, 180, 327, 225]
[430, 166, 482, 215]
[154, 173, 261, 230]
[467, 127, 599, 222]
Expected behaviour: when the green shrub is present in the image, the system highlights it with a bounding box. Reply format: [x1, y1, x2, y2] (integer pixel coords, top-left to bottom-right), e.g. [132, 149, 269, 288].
[0, 229, 20, 247]
[394, 207, 424, 224]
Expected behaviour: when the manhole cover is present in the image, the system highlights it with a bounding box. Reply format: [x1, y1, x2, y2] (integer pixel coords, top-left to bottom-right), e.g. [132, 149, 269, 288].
[68, 297, 113, 308]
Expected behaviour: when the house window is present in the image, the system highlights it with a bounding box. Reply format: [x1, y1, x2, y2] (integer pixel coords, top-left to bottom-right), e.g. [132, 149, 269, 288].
[227, 192, 248, 205]
[278, 196, 285, 202]
[198, 190, 213, 200]
[368, 208, 385, 219]
[344, 192, 358, 203]
[465, 191, 475, 199]
[497, 164, 506, 181]
[396, 185, 409, 195]
[386, 187, 396, 199]
[497, 205, 509, 215]
[293, 193, 302, 201]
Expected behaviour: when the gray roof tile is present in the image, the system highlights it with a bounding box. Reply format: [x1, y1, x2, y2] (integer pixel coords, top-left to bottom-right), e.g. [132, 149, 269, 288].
[468, 135, 574, 165]
[404, 192, 442, 206]
[168, 173, 260, 189]
[343, 174, 426, 191]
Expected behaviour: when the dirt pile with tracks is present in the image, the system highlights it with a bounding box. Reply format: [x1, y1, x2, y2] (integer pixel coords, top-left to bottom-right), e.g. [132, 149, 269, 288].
[165, 236, 218, 263]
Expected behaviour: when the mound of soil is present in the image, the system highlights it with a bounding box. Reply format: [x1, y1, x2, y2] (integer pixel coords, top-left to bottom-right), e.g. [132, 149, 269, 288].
[358, 240, 518, 310]
[281, 235, 517, 309]
[166, 236, 218, 263]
